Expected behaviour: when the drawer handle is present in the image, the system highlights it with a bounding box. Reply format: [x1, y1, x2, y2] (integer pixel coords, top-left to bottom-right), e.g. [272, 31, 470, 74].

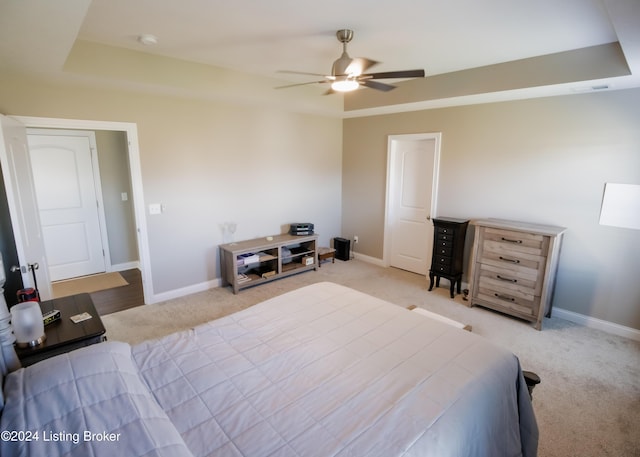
[494, 293, 516, 302]
[501, 237, 523, 244]
[497, 275, 517, 283]
[499, 256, 520, 264]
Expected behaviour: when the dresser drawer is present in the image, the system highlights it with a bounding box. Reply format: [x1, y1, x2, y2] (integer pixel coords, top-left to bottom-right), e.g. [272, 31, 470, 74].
[483, 228, 548, 256]
[476, 290, 540, 317]
[436, 225, 456, 235]
[434, 245, 452, 257]
[436, 233, 455, 243]
[435, 239, 453, 250]
[476, 263, 542, 296]
[476, 276, 540, 316]
[433, 255, 452, 273]
[479, 247, 546, 276]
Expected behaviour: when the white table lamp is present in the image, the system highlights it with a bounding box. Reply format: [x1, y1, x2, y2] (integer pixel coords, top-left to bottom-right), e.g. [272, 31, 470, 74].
[11, 300, 46, 348]
[0, 252, 22, 373]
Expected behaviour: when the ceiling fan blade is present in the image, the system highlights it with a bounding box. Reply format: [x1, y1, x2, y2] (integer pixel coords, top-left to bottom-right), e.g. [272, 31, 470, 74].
[275, 80, 327, 89]
[361, 80, 396, 92]
[345, 57, 379, 76]
[363, 69, 425, 79]
[277, 70, 330, 78]
[275, 31, 423, 95]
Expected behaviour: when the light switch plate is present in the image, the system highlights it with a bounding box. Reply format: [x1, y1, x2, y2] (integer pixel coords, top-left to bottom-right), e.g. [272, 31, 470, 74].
[149, 203, 162, 215]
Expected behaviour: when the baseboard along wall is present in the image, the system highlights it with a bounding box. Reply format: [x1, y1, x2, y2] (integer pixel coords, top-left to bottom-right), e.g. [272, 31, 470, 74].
[147, 254, 640, 342]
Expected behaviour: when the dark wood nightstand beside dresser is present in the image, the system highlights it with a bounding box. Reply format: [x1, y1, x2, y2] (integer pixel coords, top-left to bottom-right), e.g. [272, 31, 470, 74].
[15, 293, 106, 367]
[428, 217, 469, 298]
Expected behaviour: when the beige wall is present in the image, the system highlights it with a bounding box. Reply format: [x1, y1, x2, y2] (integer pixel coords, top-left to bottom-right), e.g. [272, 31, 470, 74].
[2, 69, 638, 330]
[94, 130, 138, 266]
[0, 74, 343, 295]
[343, 89, 640, 330]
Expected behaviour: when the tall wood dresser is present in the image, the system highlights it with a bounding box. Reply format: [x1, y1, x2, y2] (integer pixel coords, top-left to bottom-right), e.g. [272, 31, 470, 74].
[428, 217, 469, 298]
[468, 219, 566, 330]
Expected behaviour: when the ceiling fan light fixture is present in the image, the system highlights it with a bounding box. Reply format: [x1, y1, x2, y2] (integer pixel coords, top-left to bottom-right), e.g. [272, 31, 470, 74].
[331, 79, 359, 92]
[276, 29, 423, 95]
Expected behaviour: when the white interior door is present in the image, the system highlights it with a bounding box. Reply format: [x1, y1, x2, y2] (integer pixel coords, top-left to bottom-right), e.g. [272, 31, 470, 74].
[0, 115, 53, 300]
[27, 131, 108, 281]
[385, 134, 440, 275]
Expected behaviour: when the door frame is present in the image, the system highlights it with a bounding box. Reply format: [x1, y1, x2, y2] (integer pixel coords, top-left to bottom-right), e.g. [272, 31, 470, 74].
[27, 128, 112, 279]
[383, 132, 441, 270]
[12, 116, 153, 305]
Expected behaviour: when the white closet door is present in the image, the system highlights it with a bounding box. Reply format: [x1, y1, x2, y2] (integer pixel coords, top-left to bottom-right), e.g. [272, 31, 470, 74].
[28, 132, 106, 281]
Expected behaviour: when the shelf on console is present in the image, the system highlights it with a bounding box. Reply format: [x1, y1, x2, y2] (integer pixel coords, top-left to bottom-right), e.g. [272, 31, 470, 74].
[220, 233, 318, 294]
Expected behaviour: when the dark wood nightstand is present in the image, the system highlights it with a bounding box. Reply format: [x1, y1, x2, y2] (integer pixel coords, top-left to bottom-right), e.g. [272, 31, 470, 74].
[428, 217, 469, 298]
[15, 293, 106, 367]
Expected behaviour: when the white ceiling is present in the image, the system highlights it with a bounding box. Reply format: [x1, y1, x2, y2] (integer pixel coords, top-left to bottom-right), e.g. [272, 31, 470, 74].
[77, 0, 617, 79]
[1, 0, 639, 116]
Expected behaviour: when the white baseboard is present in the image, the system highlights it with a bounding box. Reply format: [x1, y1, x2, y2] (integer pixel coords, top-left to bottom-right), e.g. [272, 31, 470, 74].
[352, 252, 386, 267]
[150, 278, 222, 304]
[110, 261, 140, 272]
[553, 307, 640, 342]
[144, 261, 640, 343]
[148, 253, 384, 304]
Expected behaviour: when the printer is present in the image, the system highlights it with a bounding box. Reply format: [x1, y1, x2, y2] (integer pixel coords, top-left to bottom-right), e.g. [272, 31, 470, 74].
[289, 223, 314, 236]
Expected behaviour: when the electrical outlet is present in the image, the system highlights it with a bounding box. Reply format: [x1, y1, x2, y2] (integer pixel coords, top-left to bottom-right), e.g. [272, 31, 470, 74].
[354, 235, 359, 244]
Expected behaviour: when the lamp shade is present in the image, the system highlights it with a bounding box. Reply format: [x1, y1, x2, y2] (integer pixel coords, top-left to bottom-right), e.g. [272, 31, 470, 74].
[11, 300, 45, 348]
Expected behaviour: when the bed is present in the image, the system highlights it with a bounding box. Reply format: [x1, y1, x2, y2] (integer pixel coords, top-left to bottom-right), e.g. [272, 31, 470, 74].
[1, 282, 538, 457]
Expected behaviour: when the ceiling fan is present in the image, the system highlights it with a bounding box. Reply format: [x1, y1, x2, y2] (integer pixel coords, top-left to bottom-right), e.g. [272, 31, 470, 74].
[276, 29, 425, 94]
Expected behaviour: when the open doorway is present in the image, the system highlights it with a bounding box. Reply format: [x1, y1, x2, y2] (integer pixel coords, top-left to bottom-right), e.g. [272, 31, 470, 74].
[2, 116, 152, 307]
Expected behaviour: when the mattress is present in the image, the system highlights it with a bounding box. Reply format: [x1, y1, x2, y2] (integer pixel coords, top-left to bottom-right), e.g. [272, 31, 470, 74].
[1, 282, 536, 456]
[132, 282, 538, 456]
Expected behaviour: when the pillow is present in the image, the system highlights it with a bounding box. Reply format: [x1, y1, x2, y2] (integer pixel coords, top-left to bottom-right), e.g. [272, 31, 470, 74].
[0, 371, 4, 413]
[1, 341, 16, 414]
[0, 341, 194, 457]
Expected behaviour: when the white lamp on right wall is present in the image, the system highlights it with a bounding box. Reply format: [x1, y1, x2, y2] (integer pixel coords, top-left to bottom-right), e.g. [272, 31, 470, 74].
[599, 183, 640, 230]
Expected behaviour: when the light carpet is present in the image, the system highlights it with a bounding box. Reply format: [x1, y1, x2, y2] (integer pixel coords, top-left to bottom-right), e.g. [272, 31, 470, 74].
[52, 272, 128, 298]
[102, 259, 640, 457]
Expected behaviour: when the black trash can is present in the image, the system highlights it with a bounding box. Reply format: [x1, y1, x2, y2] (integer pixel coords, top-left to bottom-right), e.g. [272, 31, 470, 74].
[334, 237, 351, 261]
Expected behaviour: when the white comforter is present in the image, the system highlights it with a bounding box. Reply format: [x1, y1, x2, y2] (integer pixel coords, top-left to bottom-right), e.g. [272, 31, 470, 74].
[132, 282, 538, 457]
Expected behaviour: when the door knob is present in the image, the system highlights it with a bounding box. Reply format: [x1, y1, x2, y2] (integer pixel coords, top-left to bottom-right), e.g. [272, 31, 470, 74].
[10, 265, 24, 274]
